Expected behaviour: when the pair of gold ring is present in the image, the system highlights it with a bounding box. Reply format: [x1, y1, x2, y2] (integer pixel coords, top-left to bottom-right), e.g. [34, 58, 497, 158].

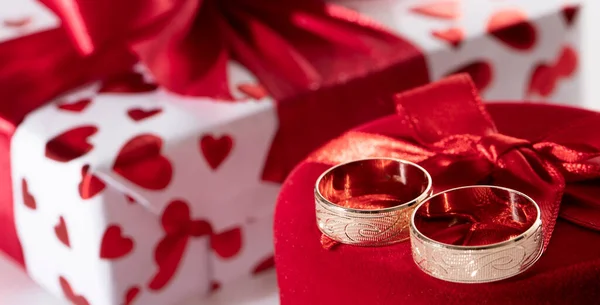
[315, 158, 543, 284]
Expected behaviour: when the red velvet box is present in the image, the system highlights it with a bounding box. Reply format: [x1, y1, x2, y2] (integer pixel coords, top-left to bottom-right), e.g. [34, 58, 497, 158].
[274, 76, 600, 305]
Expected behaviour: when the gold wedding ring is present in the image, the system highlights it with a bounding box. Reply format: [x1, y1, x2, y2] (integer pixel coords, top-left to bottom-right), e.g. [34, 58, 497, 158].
[315, 158, 432, 246]
[410, 185, 544, 283]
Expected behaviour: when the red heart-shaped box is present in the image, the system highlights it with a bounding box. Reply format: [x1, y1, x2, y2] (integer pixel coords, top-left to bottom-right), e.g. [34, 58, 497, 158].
[274, 103, 600, 305]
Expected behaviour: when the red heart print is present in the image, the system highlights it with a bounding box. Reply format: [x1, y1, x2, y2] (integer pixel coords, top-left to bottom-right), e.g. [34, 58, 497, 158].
[127, 108, 163, 121]
[411, 1, 460, 20]
[200, 135, 233, 170]
[59, 276, 90, 305]
[148, 200, 213, 291]
[99, 71, 158, 93]
[527, 64, 557, 97]
[124, 286, 141, 305]
[210, 281, 221, 292]
[252, 255, 275, 275]
[45, 126, 98, 162]
[21, 178, 36, 210]
[211, 227, 243, 259]
[446, 61, 493, 93]
[555, 46, 578, 77]
[57, 99, 92, 113]
[125, 194, 136, 204]
[100, 225, 134, 259]
[487, 9, 536, 51]
[562, 5, 580, 27]
[113, 134, 173, 190]
[432, 27, 464, 48]
[3, 17, 32, 28]
[55, 216, 70, 248]
[237, 83, 269, 100]
[527, 46, 578, 98]
[79, 165, 106, 199]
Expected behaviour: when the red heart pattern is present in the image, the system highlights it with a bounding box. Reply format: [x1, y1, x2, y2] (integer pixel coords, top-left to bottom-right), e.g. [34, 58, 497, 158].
[99, 71, 158, 93]
[57, 99, 92, 113]
[45, 126, 98, 162]
[78, 165, 106, 199]
[210, 281, 221, 292]
[200, 135, 234, 170]
[54, 216, 70, 248]
[100, 225, 134, 259]
[487, 9, 537, 51]
[59, 276, 90, 305]
[113, 134, 173, 190]
[21, 178, 36, 210]
[125, 194, 137, 204]
[446, 61, 493, 93]
[127, 108, 163, 121]
[127, 108, 162, 122]
[124, 286, 141, 305]
[3, 17, 32, 28]
[555, 46, 578, 77]
[528, 64, 556, 97]
[211, 227, 243, 259]
[237, 83, 269, 100]
[411, 1, 460, 20]
[432, 27, 464, 48]
[562, 5, 580, 27]
[252, 255, 275, 275]
[527, 46, 578, 97]
[148, 200, 213, 291]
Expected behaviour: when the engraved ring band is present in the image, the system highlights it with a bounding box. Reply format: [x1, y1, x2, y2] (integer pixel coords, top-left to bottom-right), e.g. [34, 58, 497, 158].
[410, 185, 544, 283]
[315, 158, 433, 246]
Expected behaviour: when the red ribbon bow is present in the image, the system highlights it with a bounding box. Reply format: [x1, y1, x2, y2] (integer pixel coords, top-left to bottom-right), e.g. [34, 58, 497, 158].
[311, 74, 600, 249]
[38, 0, 406, 100]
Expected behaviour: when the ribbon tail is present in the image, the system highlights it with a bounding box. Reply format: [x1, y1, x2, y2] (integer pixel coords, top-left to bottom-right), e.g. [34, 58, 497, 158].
[395, 74, 497, 143]
[560, 183, 600, 231]
[0, 28, 135, 125]
[495, 149, 565, 250]
[40, 0, 188, 55]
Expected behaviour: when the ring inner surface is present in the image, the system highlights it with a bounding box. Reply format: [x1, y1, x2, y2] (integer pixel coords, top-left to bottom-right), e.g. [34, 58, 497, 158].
[318, 159, 429, 210]
[414, 187, 538, 246]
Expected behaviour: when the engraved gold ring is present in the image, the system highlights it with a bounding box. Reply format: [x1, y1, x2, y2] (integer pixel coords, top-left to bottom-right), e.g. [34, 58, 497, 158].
[315, 158, 432, 246]
[410, 185, 544, 283]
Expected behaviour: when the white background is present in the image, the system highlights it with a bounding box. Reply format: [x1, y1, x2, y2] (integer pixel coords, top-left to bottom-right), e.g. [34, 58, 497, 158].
[0, 1, 599, 305]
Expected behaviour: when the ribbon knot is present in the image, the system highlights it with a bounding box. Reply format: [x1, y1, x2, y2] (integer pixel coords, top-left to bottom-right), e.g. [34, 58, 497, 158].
[42, 0, 411, 100]
[477, 133, 531, 164]
[428, 133, 531, 164]
[311, 74, 600, 251]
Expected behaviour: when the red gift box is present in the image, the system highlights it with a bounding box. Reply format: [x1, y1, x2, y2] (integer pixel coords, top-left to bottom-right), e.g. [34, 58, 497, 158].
[274, 75, 600, 304]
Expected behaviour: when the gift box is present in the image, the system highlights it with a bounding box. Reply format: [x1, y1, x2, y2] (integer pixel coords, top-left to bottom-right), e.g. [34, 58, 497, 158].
[274, 75, 600, 304]
[0, 1, 431, 305]
[336, 0, 583, 104]
[0, 1, 586, 305]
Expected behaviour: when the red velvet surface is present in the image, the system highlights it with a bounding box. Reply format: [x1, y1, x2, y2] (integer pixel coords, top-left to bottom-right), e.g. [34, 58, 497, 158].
[275, 103, 600, 305]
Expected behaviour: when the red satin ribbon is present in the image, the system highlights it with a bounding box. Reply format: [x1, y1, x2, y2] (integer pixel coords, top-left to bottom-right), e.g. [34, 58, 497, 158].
[41, 0, 409, 100]
[310, 74, 600, 249]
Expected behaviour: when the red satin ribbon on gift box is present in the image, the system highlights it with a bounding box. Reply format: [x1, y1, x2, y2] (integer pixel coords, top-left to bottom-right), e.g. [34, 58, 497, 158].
[310, 74, 600, 250]
[41, 0, 408, 100]
[0, 0, 430, 287]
